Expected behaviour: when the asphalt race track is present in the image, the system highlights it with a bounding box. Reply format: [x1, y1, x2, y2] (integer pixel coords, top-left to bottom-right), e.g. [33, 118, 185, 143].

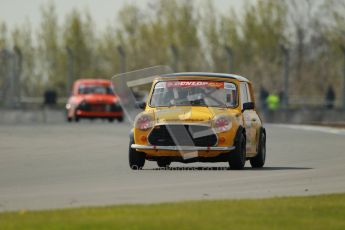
[0, 122, 345, 211]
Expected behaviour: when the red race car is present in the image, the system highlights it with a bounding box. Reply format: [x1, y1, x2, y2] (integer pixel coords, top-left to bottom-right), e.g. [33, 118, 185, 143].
[66, 79, 124, 122]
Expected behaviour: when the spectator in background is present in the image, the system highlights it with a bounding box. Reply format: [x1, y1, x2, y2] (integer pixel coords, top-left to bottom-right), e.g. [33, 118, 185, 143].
[279, 91, 286, 108]
[266, 92, 280, 122]
[267, 93, 280, 111]
[44, 89, 57, 107]
[259, 86, 269, 110]
[259, 86, 269, 121]
[325, 85, 335, 109]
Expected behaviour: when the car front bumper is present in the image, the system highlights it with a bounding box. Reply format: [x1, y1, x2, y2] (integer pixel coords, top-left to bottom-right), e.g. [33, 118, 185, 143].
[76, 110, 123, 118]
[131, 144, 235, 151]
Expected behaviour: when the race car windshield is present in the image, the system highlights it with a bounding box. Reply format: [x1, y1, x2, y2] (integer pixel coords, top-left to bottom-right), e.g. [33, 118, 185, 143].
[78, 85, 114, 95]
[150, 80, 238, 108]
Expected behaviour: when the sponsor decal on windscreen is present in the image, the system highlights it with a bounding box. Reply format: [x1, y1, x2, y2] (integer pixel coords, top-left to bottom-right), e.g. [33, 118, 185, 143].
[165, 81, 224, 88]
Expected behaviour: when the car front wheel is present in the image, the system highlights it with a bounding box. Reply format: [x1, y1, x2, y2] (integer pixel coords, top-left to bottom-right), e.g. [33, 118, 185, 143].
[129, 135, 145, 170]
[229, 133, 246, 170]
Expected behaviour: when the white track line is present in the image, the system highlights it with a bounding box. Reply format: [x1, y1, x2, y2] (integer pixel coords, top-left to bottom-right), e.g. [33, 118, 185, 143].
[274, 124, 345, 136]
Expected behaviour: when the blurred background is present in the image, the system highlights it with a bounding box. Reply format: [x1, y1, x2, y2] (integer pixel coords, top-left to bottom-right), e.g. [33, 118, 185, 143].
[0, 0, 344, 124]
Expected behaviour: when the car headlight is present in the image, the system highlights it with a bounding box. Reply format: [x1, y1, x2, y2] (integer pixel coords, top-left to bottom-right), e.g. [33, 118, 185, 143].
[134, 114, 154, 131]
[213, 115, 232, 133]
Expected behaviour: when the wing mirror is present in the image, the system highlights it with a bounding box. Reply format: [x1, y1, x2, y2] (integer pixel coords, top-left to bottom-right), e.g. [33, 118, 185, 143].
[242, 102, 255, 112]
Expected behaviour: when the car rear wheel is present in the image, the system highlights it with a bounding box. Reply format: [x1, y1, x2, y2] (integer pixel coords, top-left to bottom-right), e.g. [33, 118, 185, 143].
[117, 116, 124, 123]
[250, 132, 266, 168]
[108, 118, 114, 123]
[229, 133, 246, 170]
[129, 135, 145, 170]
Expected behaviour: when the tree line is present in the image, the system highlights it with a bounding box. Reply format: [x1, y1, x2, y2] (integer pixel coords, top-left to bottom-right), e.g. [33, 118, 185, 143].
[0, 0, 344, 106]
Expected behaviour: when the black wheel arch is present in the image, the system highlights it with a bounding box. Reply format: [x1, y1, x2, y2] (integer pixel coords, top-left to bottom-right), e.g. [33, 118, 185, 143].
[261, 127, 266, 136]
[255, 126, 266, 153]
[259, 126, 266, 145]
[234, 125, 246, 144]
[129, 129, 134, 141]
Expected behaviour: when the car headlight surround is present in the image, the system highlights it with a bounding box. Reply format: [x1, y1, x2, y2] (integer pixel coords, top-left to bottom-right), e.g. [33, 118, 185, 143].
[213, 115, 232, 133]
[134, 113, 154, 131]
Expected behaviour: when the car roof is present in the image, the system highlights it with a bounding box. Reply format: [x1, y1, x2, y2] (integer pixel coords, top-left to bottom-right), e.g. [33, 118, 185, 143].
[160, 72, 249, 82]
[74, 79, 111, 86]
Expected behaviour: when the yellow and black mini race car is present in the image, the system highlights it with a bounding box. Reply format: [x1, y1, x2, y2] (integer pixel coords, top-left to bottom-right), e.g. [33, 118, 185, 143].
[129, 72, 266, 170]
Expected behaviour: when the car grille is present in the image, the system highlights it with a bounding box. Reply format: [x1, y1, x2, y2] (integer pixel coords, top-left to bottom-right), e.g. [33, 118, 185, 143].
[148, 125, 217, 147]
[78, 103, 122, 112]
[91, 103, 106, 111]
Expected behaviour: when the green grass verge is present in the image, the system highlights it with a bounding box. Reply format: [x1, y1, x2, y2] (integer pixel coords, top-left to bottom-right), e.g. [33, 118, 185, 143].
[1, 194, 345, 230]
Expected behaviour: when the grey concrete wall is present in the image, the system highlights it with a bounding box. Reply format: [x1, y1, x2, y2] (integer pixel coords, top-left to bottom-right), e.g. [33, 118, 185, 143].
[0, 108, 344, 125]
[261, 108, 345, 125]
[0, 108, 66, 124]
